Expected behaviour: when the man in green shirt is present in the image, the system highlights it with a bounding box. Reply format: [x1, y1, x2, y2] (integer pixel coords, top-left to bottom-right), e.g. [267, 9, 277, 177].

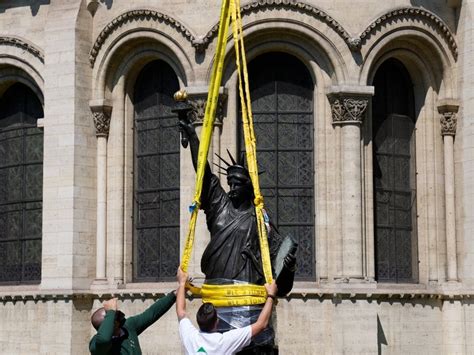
[89, 292, 176, 354]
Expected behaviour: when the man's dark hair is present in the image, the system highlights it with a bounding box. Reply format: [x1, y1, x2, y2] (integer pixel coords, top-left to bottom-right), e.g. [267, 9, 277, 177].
[196, 303, 217, 332]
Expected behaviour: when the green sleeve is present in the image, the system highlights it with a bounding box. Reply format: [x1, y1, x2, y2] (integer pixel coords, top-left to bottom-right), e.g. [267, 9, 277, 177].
[128, 292, 176, 335]
[89, 310, 115, 354]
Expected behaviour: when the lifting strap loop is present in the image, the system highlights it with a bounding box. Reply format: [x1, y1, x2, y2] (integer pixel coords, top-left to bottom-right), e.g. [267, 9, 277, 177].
[230, 0, 272, 284]
[180, 0, 273, 305]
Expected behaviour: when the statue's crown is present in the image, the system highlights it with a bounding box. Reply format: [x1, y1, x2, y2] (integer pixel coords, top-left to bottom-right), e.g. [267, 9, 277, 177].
[227, 164, 250, 181]
[214, 150, 249, 181]
[214, 150, 262, 181]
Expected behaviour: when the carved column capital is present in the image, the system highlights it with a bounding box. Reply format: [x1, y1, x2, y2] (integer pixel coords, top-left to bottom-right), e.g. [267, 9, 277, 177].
[438, 103, 459, 136]
[187, 93, 227, 126]
[327, 86, 373, 125]
[90, 100, 113, 138]
[440, 111, 457, 136]
[327, 93, 371, 125]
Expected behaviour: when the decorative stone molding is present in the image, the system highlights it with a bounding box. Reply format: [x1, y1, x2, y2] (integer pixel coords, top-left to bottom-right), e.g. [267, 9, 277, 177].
[197, 0, 353, 53]
[359, 7, 458, 60]
[90, 101, 113, 138]
[88, 4, 457, 61]
[347, 37, 362, 51]
[196, 3, 456, 58]
[438, 103, 459, 136]
[327, 93, 370, 125]
[89, 9, 197, 67]
[0, 36, 44, 63]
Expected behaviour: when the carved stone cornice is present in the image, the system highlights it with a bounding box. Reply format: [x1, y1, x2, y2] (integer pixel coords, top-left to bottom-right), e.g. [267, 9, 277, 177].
[89, 9, 197, 67]
[197, 0, 354, 53]
[359, 7, 457, 60]
[187, 94, 227, 126]
[88, 4, 457, 62]
[90, 102, 113, 138]
[438, 103, 459, 136]
[327, 93, 370, 125]
[1, 288, 473, 304]
[0, 36, 44, 63]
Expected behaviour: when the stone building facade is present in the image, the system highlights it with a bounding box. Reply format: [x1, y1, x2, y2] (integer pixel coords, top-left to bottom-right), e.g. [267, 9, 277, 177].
[0, 0, 473, 353]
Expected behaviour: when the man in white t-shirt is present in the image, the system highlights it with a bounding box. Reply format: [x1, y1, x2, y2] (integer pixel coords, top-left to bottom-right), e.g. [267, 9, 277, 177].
[176, 267, 278, 355]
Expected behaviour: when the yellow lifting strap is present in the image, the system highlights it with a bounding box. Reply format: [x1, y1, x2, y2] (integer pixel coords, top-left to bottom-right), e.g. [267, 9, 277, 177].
[180, 0, 273, 307]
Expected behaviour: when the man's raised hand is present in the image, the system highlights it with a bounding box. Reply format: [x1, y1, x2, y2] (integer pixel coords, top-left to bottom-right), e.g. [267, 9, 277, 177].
[265, 280, 278, 298]
[103, 298, 118, 311]
[177, 267, 188, 287]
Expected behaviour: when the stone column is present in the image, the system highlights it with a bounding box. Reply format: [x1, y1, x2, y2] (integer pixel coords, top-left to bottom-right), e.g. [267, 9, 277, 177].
[438, 101, 459, 282]
[327, 87, 373, 281]
[90, 100, 112, 283]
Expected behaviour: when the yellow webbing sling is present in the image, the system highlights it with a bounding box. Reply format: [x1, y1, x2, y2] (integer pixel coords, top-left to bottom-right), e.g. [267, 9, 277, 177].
[180, 0, 272, 307]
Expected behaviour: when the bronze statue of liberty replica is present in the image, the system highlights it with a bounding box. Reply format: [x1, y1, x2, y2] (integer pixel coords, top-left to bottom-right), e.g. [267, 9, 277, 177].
[175, 102, 297, 354]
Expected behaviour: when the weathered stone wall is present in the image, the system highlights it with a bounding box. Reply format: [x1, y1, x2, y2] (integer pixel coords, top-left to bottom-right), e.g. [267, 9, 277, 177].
[1, 295, 472, 354]
[0, 298, 91, 354]
[0, 1, 48, 48]
[458, 0, 474, 286]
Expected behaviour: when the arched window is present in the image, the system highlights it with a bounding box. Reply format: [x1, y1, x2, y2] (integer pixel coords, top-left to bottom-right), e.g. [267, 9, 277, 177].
[239, 52, 315, 280]
[372, 58, 418, 283]
[0, 83, 43, 284]
[133, 60, 180, 282]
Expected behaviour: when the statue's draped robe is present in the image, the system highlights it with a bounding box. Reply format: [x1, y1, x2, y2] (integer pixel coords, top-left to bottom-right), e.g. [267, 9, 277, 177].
[201, 174, 280, 284]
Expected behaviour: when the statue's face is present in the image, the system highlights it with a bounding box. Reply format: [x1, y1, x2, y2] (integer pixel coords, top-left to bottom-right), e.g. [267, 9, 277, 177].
[227, 175, 252, 204]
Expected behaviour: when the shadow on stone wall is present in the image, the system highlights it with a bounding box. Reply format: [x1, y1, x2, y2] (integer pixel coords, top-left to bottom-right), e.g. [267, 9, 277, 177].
[410, 0, 459, 32]
[377, 315, 388, 355]
[0, 0, 50, 16]
[409, 0, 445, 12]
[72, 298, 94, 355]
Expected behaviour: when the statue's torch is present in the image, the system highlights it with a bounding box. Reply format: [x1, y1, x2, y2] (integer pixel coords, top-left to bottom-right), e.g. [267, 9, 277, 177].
[172, 90, 193, 148]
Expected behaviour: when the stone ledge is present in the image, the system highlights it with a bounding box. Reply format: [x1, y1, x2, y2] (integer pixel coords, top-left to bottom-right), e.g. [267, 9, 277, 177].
[327, 85, 375, 96]
[1, 286, 472, 303]
[285, 291, 474, 302]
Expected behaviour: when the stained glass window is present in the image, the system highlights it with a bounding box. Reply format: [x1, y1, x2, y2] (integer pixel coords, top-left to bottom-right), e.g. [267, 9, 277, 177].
[239, 53, 315, 280]
[133, 60, 180, 282]
[0, 83, 43, 284]
[372, 58, 418, 283]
